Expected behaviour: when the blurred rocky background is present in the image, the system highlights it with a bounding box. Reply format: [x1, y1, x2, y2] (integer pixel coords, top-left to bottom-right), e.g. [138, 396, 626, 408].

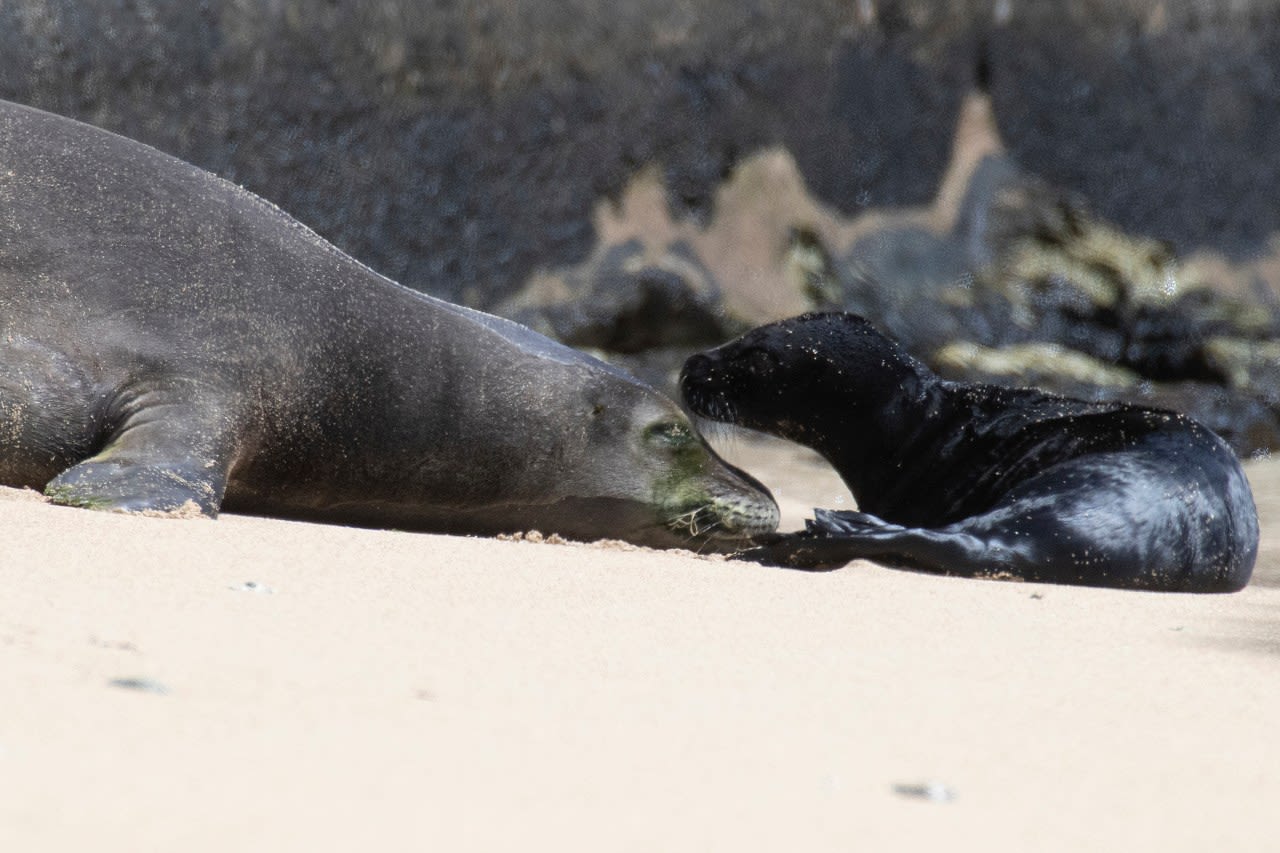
[4, 0, 1280, 454]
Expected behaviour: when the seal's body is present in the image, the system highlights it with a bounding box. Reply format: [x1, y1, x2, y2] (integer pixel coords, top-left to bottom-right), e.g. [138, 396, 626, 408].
[0, 99, 778, 547]
[681, 313, 1257, 591]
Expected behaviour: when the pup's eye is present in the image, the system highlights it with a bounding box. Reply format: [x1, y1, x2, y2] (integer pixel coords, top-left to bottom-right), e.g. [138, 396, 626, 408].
[646, 421, 693, 446]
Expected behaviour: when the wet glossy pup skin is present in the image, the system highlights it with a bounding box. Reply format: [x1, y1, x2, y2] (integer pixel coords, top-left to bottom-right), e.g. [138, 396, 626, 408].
[681, 312, 1259, 592]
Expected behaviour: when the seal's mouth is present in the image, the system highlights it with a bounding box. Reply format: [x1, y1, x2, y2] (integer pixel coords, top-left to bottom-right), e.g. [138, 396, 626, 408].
[661, 459, 780, 545]
[665, 494, 780, 542]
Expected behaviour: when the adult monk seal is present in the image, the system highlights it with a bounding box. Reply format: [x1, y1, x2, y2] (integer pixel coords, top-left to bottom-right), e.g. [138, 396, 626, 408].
[0, 99, 778, 547]
[681, 312, 1258, 591]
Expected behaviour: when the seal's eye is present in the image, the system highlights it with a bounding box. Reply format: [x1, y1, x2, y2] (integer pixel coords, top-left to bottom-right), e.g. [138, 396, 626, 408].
[645, 421, 693, 447]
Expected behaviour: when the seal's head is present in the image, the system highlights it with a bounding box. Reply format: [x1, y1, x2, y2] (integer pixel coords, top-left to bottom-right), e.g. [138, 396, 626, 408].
[679, 312, 928, 455]
[429, 304, 778, 549]
[551, 371, 780, 549]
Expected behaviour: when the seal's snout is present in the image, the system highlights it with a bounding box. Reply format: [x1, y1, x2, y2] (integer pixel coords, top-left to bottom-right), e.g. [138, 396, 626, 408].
[702, 470, 781, 540]
[723, 459, 773, 507]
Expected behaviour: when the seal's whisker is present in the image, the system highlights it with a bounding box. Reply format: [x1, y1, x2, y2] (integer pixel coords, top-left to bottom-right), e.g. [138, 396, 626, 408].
[714, 398, 739, 425]
[687, 396, 738, 429]
[675, 504, 706, 532]
[668, 504, 722, 538]
[690, 519, 727, 554]
[692, 415, 738, 447]
[665, 507, 698, 534]
[687, 510, 727, 552]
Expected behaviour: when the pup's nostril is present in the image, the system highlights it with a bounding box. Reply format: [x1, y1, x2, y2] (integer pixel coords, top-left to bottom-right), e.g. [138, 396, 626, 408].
[681, 353, 711, 378]
[679, 354, 715, 394]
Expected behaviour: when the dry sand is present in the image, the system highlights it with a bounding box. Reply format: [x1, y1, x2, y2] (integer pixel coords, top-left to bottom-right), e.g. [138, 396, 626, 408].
[2, 436, 1278, 852]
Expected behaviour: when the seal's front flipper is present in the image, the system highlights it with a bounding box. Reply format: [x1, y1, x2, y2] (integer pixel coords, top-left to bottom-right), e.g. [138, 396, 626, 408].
[44, 386, 239, 517]
[46, 458, 225, 516]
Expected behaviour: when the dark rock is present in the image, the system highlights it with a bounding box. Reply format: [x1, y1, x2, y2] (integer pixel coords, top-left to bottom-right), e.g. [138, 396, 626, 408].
[6, 1, 1280, 450]
[932, 341, 1280, 458]
[3, 1, 1280, 307]
[1136, 382, 1280, 460]
[1203, 339, 1280, 408]
[498, 239, 736, 353]
[834, 226, 973, 355]
[987, 3, 1280, 259]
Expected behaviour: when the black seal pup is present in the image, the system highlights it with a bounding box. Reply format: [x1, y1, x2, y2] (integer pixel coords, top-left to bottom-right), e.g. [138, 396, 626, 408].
[0, 99, 779, 547]
[681, 313, 1258, 591]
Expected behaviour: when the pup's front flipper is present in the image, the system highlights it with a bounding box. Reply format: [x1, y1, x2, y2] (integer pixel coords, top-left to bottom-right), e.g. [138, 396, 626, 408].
[734, 508, 992, 573]
[730, 510, 910, 570]
[734, 531, 863, 570]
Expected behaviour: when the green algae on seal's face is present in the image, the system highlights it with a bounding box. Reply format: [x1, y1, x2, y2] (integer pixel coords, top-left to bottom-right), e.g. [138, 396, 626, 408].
[643, 419, 780, 543]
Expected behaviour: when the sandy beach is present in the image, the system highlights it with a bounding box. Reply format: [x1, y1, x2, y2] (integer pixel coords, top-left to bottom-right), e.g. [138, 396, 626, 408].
[2, 435, 1278, 852]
